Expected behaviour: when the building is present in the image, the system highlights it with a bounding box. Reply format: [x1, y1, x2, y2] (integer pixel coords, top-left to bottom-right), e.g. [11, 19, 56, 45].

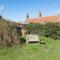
[25, 15, 60, 24]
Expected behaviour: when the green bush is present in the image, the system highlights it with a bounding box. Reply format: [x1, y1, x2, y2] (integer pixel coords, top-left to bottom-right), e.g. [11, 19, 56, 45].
[19, 36, 26, 44]
[44, 23, 60, 39]
[25, 23, 60, 40]
[25, 23, 44, 35]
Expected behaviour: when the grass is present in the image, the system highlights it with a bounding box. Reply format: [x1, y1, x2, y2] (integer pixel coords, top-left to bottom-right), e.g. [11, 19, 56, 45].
[0, 36, 60, 60]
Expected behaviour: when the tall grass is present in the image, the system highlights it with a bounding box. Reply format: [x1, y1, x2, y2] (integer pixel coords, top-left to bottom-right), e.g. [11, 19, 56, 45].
[0, 16, 19, 48]
[0, 36, 60, 60]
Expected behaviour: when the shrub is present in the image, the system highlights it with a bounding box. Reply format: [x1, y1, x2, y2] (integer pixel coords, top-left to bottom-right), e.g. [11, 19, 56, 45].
[19, 36, 26, 44]
[44, 23, 60, 39]
[0, 16, 19, 48]
[25, 23, 44, 35]
[25, 23, 60, 40]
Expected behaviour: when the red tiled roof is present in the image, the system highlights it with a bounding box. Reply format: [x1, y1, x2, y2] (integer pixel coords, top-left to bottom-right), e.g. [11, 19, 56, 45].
[25, 15, 60, 24]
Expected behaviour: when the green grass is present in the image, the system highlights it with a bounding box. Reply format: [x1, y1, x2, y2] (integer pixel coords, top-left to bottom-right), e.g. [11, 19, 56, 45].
[0, 37, 60, 60]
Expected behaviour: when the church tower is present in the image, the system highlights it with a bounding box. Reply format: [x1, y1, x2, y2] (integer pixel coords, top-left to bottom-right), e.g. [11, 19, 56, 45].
[26, 13, 29, 19]
[39, 11, 42, 17]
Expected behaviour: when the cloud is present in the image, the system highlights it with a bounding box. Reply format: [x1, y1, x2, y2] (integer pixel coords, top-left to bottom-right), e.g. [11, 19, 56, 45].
[0, 4, 4, 13]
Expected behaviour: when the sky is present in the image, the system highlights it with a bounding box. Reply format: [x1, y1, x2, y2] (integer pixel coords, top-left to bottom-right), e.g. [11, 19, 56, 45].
[0, 0, 60, 22]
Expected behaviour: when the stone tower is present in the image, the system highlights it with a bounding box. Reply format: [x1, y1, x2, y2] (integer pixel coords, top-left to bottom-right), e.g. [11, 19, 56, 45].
[26, 13, 29, 19]
[39, 11, 42, 17]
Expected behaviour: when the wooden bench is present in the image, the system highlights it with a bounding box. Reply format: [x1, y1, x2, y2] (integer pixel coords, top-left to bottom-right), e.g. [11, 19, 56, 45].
[26, 34, 39, 44]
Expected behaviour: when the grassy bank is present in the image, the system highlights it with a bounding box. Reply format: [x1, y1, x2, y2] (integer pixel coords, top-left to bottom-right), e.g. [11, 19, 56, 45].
[0, 37, 60, 60]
